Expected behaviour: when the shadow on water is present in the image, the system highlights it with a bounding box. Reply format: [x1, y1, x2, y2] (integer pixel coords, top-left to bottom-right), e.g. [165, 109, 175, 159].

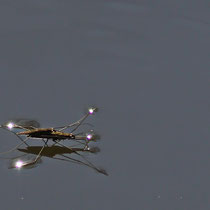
[18, 145, 100, 157]
[6, 145, 108, 176]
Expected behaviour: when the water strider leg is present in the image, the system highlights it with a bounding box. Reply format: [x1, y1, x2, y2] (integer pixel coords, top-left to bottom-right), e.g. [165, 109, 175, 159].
[70, 114, 91, 133]
[54, 141, 107, 175]
[57, 113, 90, 132]
[13, 132, 30, 146]
[50, 155, 107, 175]
[41, 139, 50, 146]
[33, 140, 49, 163]
[57, 107, 97, 132]
[0, 137, 30, 155]
[51, 150, 107, 175]
[0, 126, 30, 146]
[51, 140, 58, 147]
[52, 138, 87, 149]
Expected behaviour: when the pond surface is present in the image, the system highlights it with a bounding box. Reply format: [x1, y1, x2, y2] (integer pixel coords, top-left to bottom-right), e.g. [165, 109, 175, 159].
[0, 1, 209, 209]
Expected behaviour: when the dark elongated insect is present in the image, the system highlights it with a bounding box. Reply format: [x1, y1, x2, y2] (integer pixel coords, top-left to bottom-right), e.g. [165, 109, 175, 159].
[0, 107, 108, 176]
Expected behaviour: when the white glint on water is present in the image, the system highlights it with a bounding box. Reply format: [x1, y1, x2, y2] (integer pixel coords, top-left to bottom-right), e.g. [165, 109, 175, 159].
[7, 122, 14, 130]
[87, 134, 92, 140]
[15, 160, 23, 169]
[88, 108, 94, 114]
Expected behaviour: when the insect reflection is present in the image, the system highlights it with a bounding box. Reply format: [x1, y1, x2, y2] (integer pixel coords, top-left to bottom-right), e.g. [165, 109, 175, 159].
[0, 107, 108, 176]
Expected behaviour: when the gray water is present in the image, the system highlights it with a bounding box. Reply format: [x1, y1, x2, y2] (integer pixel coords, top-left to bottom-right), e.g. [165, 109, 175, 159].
[0, 1, 209, 209]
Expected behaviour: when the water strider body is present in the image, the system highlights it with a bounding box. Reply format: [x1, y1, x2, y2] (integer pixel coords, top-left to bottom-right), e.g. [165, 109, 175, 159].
[17, 128, 76, 140]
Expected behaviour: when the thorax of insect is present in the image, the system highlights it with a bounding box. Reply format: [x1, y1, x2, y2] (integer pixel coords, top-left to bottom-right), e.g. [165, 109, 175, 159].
[17, 128, 75, 140]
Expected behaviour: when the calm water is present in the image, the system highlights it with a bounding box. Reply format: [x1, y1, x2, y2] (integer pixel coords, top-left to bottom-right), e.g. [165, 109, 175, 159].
[0, 1, 209, 209]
